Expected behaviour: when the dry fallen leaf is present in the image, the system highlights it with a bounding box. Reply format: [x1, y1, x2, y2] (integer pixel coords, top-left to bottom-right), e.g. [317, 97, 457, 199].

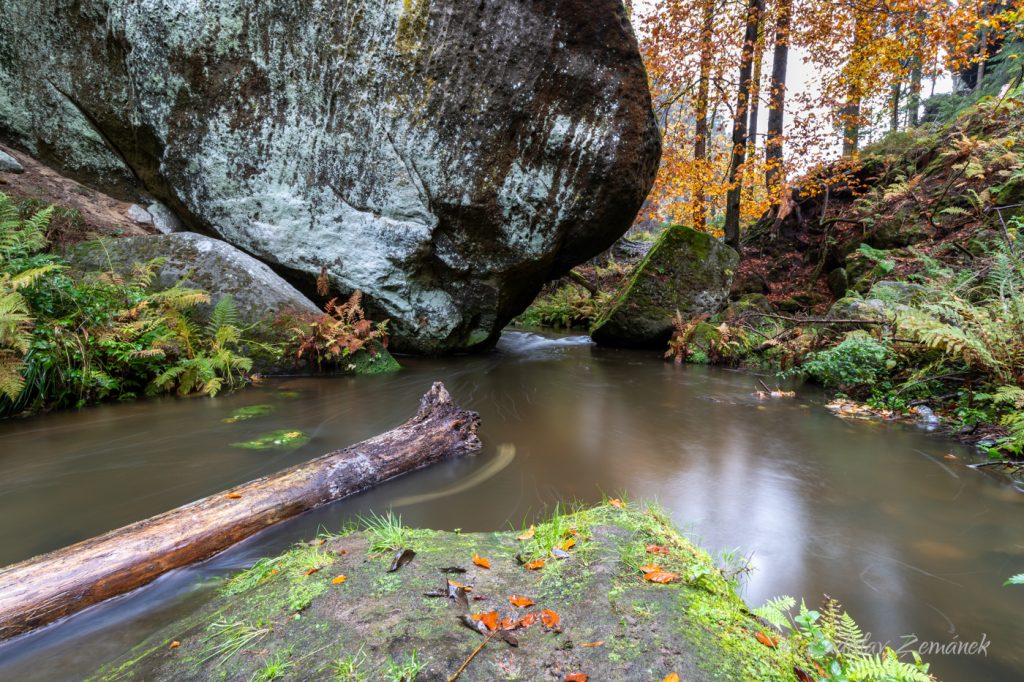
[608, 498, 624, 508]
[662, 674, 680, 682]
[643, 570, 679, 584]
[755, 631, 779, 648]
[560, 537, 576, 551]
[645, 544, 670, 556]
[471, 610, 499, 631]
[579, 641, 604, 647]
[304, 566, 321, 576]
[448, 579, 473, 593]
[332, 575, 348, 585]
[541, 609, 561, 629]
[508, 595, 535, 608]
[524, 559, 545, 570]
[472, 552, 492, 569]
[638, 563, 662, 574]
[224, 492, 242, 499]
[565, 674, 589, 682]
[517, 525, 536, 541]
[517, 612, 539, 628]
[169, 641, 180, 649]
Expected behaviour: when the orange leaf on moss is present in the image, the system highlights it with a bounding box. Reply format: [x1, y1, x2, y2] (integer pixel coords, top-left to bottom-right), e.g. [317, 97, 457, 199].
[472, 553, 491, 569]
[541, 609, 561, 628]
[524, 559, 545, 570]
[471, 610, 499, 631]
[448, 579, 473, 592]
[332, 575, 348, 585]
[662, 674, 681, 682]
[608, 498, 624, 508]
[508, 595, 535, 608]
[517, 525, 536, 540]
[755, 631, 779, 648]
[643, 570, 679, 584]
[645, 544, 670, 556]
[560, 537, 576, 551]
[517, 612, 538, 628]
[565, 674, 589, 682]
[638, 563, 662, 574]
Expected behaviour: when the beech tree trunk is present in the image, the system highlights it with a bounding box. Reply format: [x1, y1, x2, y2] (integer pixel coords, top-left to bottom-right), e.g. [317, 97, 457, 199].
[692, 0, 715, 231]
[765, 0, 791, 201]
[723, 0, 764, 248]
[0, 382, 481, 641]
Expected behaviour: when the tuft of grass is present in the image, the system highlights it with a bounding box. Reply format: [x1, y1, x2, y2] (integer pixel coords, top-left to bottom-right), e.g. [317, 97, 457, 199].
[331, 647, 368, 681]
[250, 650, 294, 682]
[222, 557, 282, 597]
[382, 649, 423, 682]
[361, 511, 421, 553]
[198, 619, 271, 665]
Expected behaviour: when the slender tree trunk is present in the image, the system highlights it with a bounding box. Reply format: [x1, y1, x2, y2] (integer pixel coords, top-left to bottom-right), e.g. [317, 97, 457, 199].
[692, 0, 715, 231]
[890, 80, 902, 131]
[0, 383, 481, 641]
[765, 0, 791, 201]
[747, 19, 765, 151]
[723, 0, 764, 249]
[841, 13, 868, 157]
[908, 58, 923, 126]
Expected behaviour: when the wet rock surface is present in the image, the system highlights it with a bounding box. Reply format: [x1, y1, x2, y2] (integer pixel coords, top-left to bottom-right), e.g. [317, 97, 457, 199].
[0, 0, 660, 353]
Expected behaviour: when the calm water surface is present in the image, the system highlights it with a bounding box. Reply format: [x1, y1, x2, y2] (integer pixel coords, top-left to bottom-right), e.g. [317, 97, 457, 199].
[0, 331, 1021, 681]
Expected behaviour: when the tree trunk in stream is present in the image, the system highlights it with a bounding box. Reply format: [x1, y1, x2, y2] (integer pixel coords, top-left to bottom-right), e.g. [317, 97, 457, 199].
[0, 382, 481, 641]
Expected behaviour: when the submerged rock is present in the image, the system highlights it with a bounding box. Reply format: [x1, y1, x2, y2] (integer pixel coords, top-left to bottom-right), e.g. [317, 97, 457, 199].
[0, 0, 660, 353]
[591, 226, 738, 348]
[90, 503, 810, 681]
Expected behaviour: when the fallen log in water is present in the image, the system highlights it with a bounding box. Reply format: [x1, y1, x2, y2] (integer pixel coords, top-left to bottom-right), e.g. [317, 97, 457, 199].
[0, 382, 481, 641]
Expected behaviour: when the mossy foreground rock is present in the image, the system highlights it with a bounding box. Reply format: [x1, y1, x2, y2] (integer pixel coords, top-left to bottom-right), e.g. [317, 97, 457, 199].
[591, 226, 739, 348]
[92, 504, 808, 681]
[0, 0, 660, 354]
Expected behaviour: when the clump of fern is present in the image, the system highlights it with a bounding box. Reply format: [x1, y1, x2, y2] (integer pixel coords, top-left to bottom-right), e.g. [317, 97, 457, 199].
[665, 310, 753, 366]
[0, 192, 255, 416]
[516, 283, 607, 329]
[286, 291, 389, 372]
[754, 595, 934, 681]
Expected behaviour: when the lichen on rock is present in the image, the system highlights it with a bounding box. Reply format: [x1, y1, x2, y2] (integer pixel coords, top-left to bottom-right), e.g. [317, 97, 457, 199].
[0, 0, 661, 354]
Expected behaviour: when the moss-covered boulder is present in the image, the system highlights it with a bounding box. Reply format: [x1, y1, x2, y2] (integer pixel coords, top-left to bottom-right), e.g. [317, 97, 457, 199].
[591, 226, 738, 348]
[90, 503, 813, 682]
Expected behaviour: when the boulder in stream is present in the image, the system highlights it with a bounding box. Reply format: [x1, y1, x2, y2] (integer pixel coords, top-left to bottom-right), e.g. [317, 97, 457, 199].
[0, 0, 660, 354]
[591, 226, 739, 348]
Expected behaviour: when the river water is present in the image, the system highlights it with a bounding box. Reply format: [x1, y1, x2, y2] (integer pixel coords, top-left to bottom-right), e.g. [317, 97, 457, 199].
[0, 330, 1021, 681]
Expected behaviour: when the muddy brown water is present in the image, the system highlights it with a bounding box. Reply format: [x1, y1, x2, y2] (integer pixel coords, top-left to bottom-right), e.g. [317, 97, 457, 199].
[0, 330, 1021, 681]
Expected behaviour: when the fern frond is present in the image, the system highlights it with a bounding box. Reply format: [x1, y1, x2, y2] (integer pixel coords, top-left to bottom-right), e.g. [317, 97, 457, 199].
[753, 595, 796, 630]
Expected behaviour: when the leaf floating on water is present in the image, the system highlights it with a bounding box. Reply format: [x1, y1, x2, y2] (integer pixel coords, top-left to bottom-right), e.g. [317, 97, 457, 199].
[565, 674, 589, 682]
[662, 674, 680, 682]
[508, 595, 534, 608]
[524, 559, 545, 571]
[331, 575, 348, 585]
[643, 570, 679, 584]
[517, 525, 536, 541]
[755, 631, 778, 648]
[388, 548, 416, 573]
[608, 498, 624, 508]
[471, 610, 499, 631]
[638, 564, 661, 574]
[231, 429, 310, 450]
[440, 566, 467, 574]
[645, 544, 670, 556]
[540, 609, 561, 629]
[579, 641, 604, 647]
[224, 492, 242, 499]
[222, 404, 273, 424]
[472, 553, 491, 569]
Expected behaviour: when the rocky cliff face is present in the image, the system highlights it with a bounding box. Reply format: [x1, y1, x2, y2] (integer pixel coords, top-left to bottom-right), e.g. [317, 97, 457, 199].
[0, 0, 660, 353]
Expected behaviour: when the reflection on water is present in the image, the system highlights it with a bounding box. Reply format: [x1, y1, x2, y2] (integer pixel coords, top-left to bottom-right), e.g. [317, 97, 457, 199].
[0, 331, 1021, 681]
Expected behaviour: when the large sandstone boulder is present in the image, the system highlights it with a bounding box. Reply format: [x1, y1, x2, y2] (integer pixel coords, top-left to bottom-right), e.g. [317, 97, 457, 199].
[0, 0, 660, 353]
[591, 226, 738, 348]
